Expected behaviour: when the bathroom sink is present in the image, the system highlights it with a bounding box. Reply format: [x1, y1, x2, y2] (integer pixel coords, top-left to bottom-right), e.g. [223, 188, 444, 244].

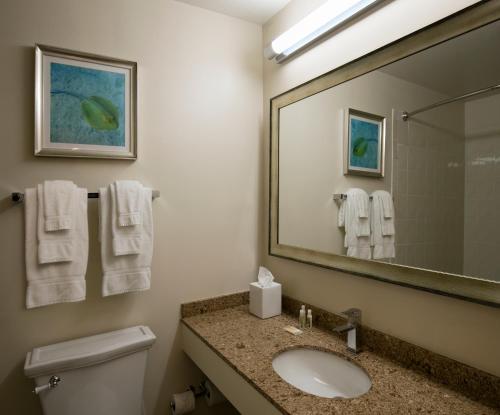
[272, 348, 371, 398]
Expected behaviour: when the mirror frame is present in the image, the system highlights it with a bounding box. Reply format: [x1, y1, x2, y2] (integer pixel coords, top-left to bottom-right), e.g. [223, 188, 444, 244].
[269, 1, 500, 308]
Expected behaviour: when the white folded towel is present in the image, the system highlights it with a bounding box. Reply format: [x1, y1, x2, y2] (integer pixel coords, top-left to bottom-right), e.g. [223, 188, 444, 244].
[37, 184, 74, 264]
[115, 180, 144, 227]
[377, 191, 395, 236]
[111, 183, 143, 255]
[338, 188, 371, 259]
[371, 190, 396, 260]
[25, 187, 88, 309]
[355, 193, 369, 219]
[43, 180, 77, 231]
[381, 194, 394, 219]
[99, 186, 153, 296]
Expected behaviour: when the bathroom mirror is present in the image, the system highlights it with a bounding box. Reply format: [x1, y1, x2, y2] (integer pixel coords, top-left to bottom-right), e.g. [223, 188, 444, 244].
[269, 2, 500, 307]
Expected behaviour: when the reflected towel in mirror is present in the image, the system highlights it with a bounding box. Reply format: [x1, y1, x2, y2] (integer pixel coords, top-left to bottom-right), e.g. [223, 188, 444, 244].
[371, 190, 395, 260]
[338, 188, 371, 259]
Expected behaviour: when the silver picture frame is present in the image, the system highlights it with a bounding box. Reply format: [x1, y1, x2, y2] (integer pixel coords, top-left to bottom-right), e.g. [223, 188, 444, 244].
[343, 108, 385, 178]
[34, 44, 137, 159]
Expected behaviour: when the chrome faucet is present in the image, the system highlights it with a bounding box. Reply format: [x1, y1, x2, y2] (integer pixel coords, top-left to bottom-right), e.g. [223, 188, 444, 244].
[333, 308, 361, 354]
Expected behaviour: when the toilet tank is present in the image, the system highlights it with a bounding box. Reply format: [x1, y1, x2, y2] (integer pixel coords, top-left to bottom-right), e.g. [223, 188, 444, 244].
[24, 326, 156, 415]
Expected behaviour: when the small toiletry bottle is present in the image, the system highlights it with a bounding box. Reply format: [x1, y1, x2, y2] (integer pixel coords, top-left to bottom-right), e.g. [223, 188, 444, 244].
[299, 305, 306, 329]
[307, 309, 312, 329]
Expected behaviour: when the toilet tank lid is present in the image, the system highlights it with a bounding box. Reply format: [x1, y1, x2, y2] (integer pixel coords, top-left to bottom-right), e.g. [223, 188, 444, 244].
[24, 325, 156, 378]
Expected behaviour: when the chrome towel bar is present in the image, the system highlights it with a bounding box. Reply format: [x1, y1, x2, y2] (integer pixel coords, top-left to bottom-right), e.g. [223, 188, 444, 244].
[11, 190, 160, 203]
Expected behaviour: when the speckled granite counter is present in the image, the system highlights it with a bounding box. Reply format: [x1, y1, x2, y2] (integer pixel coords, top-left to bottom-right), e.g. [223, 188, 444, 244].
[182, 304, 499, 415]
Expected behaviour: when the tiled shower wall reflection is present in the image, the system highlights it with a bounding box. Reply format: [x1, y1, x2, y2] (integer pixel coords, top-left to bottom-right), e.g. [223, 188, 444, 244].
[463, 94, 500, 281]
[393, 104, 465, 274]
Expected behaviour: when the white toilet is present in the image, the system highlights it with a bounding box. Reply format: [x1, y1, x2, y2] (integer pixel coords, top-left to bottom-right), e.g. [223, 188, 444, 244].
[24, 326, 156, 415]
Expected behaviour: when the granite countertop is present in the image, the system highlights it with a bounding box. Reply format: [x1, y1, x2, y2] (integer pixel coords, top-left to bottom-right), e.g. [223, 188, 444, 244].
[182, 305, 499, 415]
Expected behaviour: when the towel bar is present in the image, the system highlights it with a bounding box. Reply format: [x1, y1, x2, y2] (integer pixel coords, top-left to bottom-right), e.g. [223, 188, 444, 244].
[11, 190, 160, 203]
[333, 193, 374, 201]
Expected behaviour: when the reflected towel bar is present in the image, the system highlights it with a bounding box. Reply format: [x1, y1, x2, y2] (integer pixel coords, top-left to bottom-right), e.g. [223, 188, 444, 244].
[11, 190, 160, 203]
[333, 193, 373, 201]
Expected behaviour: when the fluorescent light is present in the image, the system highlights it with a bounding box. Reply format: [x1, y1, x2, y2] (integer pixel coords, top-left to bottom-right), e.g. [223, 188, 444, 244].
[264, 0, 384, 63]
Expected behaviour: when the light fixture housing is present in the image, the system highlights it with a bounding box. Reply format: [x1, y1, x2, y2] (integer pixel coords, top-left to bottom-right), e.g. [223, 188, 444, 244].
[265, 0, 385, 63]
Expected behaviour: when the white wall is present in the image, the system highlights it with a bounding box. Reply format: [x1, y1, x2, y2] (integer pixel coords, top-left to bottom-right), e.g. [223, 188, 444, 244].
[0, 1, 261, 414]
[464, 94, 500, 281]
[264, 0, 500, 377]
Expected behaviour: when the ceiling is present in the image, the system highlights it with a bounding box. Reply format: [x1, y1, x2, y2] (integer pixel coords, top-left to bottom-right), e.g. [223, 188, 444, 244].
[175, 0, 292, 24]
[380, 19, 500, 97]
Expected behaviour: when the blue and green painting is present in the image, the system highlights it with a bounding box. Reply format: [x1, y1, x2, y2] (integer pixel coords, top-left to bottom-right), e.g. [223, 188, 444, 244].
[50, 62, 125, 147]
[349, 117, 380, 170]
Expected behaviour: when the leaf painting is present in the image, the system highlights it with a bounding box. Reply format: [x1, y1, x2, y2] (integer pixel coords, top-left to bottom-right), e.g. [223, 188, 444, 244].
[352, 137, 369, 157]
[352, 136, 378, 157]
[349, 116, 380, 170]
[81, 96, 119, 130]
[52, 90, 119, 131]
[50, 62, 125, 147]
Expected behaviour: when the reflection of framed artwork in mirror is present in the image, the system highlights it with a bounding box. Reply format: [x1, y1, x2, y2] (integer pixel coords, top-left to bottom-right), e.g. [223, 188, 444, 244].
[344, 108, 385, 177]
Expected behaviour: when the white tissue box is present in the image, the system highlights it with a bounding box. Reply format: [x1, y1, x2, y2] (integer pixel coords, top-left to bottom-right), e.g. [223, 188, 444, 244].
[249, 282, 281, 319]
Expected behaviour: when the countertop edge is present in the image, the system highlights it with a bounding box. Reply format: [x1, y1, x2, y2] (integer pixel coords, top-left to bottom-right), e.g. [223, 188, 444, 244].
[181, 318, 290, 415]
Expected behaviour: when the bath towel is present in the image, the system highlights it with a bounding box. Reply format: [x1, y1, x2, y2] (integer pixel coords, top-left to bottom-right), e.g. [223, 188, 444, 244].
[99, 185, 153, 296]
[42, 180, 77, 231]
[25, 187, 88, 308]
[371, 190, 396, 260]
[338, 188, 371, 259]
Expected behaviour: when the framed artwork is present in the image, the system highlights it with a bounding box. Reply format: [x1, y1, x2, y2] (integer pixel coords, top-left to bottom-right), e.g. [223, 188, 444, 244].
[35, 44, 137, 159]
[344, 108, 385, 177]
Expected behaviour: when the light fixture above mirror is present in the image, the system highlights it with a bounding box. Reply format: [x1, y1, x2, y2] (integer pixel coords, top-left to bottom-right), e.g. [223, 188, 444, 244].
[264, 0, 385, 63]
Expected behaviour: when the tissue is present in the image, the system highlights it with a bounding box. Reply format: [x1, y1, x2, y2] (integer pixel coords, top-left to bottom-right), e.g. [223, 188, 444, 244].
[250, 266, 281, 319]
[257, 266, 274, 287]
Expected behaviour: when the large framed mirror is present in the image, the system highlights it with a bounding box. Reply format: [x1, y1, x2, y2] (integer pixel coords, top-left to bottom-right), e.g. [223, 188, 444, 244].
[269, 1, 500, 307]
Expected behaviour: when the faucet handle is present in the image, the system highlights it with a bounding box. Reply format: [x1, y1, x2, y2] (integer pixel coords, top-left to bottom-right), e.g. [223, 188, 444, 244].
[341, 308, 361, 325]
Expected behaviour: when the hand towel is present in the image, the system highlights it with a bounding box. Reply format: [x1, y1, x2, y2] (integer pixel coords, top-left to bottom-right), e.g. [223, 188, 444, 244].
[379, 191, 395, 235]
[37, 184, 74, 264]
[43, 180, 77, 231]
[115, 180, 144, 227]
[381, 194, 394, 219]
[25, 187, 88, 309]
[338, 188, 371, 259]
[371, 190, 396, 260]
[111, 183, 143, 255]
[100, 186, 153, 296]
[355, 193, 369, 219]
[353, 190, 370, 237]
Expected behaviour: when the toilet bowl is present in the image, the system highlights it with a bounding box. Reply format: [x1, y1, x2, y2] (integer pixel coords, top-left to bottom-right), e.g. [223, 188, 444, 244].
[24, 326, 156, 415]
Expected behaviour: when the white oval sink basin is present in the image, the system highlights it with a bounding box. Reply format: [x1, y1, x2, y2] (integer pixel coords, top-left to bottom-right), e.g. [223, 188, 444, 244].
[272, 348, 371, 398]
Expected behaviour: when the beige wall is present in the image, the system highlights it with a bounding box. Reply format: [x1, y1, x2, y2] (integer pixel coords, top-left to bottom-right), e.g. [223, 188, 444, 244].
[263, 0, 500, 378]
[464, 94, 500, 281]
[0, 1, 261, 414]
